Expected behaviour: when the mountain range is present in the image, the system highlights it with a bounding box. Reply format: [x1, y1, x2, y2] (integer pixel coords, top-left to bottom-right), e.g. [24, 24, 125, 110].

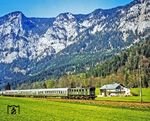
[0, 0, 149, 89]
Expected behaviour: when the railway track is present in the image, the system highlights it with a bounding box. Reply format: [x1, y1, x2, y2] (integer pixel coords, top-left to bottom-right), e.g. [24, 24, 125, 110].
[46, 98, 150, 109]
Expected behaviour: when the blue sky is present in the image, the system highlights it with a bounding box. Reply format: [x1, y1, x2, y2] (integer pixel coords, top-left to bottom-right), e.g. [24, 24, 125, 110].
[0, 0, 133, 18]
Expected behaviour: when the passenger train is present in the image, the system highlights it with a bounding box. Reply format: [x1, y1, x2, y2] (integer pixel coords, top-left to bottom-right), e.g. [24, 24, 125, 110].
[0, 87, 96, 100]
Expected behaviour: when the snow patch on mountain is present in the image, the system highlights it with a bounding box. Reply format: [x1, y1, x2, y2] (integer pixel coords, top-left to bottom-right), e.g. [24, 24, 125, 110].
[1, 51, 18, 63]
[12, 67, 26, 75]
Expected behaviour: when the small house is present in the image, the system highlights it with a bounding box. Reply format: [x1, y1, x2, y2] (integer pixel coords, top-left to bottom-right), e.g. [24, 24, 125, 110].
[100, 83, 130, 97]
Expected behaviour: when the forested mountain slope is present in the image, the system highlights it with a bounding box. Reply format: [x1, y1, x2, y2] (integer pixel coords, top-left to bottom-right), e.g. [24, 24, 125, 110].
[0, 0, 150, 89]
[17, 40, 150, 89]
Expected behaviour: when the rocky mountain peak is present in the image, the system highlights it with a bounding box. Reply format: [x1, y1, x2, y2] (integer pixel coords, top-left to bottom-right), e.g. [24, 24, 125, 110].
[8, 11, 24, 16]
[132, 0, 149, 4]
[0, 0, 149, 89]
[2, 11, 25, 21]
[56, 12, 75, 22]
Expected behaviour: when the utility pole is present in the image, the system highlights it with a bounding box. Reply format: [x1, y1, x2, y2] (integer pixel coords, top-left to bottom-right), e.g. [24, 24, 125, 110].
[138, 65, 142, 103]
[139, 56, 149, 103]
[100, 69, 102, 86]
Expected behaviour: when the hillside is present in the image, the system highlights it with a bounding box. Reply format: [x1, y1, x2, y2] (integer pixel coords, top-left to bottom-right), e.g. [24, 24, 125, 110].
[86, 39, 150, 87]
[0, 0, 150, 89]
[17, 39, 150, 89]
[54, 39, 150, 88]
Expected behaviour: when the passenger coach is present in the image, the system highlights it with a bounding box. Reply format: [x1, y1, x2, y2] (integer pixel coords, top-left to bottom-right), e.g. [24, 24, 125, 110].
[0, 87, 96, 100]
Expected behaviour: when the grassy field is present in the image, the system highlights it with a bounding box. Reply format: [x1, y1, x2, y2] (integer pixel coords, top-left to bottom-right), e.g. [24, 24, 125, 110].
[0, 96, 150, 121]
[96, 88, 150, 102]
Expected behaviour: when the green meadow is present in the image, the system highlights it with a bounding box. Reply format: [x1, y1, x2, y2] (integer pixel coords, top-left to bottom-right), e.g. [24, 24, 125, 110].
[0, 96, 150, 121]
[96, 88, 150, 102]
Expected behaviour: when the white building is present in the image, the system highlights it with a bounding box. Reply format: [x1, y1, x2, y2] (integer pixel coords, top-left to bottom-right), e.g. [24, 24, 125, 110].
[100, 83, 131, 97]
